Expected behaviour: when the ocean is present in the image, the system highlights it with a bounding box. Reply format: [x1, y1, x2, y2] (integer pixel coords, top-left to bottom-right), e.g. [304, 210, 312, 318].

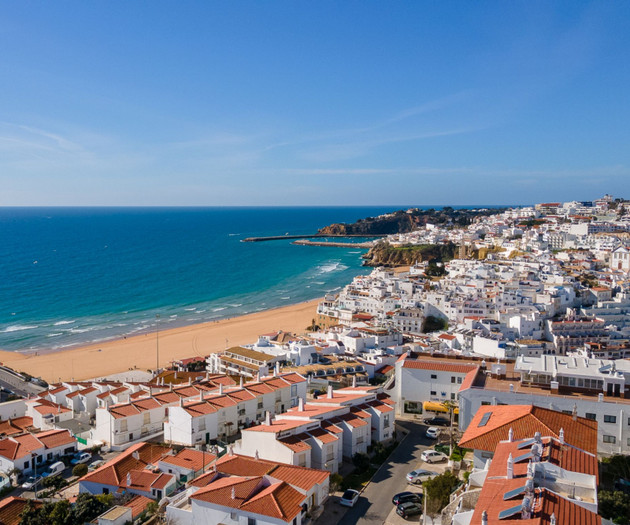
[0, 206, 402, 352]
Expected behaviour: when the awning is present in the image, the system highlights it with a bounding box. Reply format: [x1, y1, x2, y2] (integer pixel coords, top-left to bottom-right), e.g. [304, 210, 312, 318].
[423, 401, 459, 415]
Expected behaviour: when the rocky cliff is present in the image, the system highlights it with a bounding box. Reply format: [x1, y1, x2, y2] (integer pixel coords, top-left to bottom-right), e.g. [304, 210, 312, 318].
[362, 242, 458, 267]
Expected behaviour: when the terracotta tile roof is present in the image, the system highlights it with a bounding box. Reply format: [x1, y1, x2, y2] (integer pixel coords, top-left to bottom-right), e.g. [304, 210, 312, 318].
[36, 429, 76, 449]
[66, 391, 82, 399]
[306, 427, 338, 444]
[488, 438, 598, 480]
[278, 372, 306, 384]
[320, 420, 343, 434]
[279, 434, 312, 453]
[0, 497, 43, 525]
[269, 464, 329, 490]
[377, 365, 394, 374]
[244, 382, 274, 395]
[240, 481, 304, 521]
[192, 475, 305, 522]
[160, 449, 216, 472]
[458, 368, 479, 392]
[332, 413, 368, 428]
[459, 405, 598, 454]
[376, 393, 395, 406]
[0, 417, 34, 437]
[81, 442, 172, 488]
[123, 495, 153, 519]
[471, 480, 601, 525]
[184, 400, 219, 416]
[367, 400, 394, 413]
[225, 389, 256, 402]
[402, 360, 478, 374]
[283, 403, 341, 418]
[215, 454, 329, 492]
[49, 386, 68, 395]
[349, 406, 371, 419]
[80, 387, 98, 395]
[246, 419, 309, 433]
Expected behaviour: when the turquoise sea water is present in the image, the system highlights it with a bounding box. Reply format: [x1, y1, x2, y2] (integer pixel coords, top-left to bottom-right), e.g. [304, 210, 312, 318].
[0, 207, 402, 352]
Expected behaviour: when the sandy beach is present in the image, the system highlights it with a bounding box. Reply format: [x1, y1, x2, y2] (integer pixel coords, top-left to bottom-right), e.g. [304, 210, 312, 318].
[0, 299, 321, 383]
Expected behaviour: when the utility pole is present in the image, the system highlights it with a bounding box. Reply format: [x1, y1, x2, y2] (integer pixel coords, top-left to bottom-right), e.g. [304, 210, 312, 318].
[155, 314, 160, 375]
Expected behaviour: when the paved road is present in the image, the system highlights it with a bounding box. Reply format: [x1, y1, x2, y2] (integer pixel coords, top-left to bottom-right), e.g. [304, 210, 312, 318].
[0, 368, 45, 398]
[339, 420, 439, 525]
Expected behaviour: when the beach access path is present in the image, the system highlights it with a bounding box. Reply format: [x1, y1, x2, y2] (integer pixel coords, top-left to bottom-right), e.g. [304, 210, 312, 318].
[0, 299, 321, 383]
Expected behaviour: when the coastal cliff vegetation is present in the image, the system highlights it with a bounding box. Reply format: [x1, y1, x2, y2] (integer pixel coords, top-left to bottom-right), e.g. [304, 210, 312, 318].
[318, 207, 505, 236]
[362, 242, 458, 267]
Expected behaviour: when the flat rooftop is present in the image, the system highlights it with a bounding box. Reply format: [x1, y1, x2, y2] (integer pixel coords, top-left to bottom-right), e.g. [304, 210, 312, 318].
[469, 362, 630, 405]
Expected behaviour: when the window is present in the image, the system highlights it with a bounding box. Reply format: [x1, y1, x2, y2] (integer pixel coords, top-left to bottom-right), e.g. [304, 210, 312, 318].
[561, 410, 572, 415]
[291, 385, 297, 396]
[430, 391, 436, 396]
[603, 435, 616, 444]
[143, 412, 150, 425]
[248, 519, 257, 525]
[451, 393, 456, 400]
[481, 401, 491, 406]
[585, 413, 597, 421]
[451, 377, 456, 383]
[430, 374, 437, 379]
[257, 401, 263, 409]
[604, 415, 617, 424]
[457, 377, 462, 384]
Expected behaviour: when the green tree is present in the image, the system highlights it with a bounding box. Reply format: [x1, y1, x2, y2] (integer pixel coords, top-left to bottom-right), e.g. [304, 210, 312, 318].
[423, 315, 448, 333]
[49, 499, 72, 525]
[72, 493, 109, 524]
[72, 463, 88, 477]
[599, 490, 630, 525]
[441, 400, 458, 457]
[423, 470, 460, 521]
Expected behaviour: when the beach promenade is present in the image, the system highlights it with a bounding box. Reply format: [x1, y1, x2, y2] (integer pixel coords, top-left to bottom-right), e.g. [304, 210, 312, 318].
[0, 299, 320, 383]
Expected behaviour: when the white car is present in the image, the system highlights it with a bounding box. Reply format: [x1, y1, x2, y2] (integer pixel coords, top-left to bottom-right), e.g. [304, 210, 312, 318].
[425, 427, 439, 439]
[421, 450, 448, 463]
[71, 452, 92, 465]
[21, 475, 42, 490]
[406, 468, 438, 484]
[339, 489, 360, 507]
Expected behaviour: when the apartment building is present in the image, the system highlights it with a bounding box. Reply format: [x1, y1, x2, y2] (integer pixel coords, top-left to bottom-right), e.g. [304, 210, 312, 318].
[207, 346, 279, 379]
[458, 356, 630, 455]
[164, 373, 307, 446]
[166, 453, 329, 525]
[0, 429, 77, 474]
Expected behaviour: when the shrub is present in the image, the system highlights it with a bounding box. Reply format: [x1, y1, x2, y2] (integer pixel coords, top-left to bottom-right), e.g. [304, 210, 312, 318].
[72, 463, 88, 477]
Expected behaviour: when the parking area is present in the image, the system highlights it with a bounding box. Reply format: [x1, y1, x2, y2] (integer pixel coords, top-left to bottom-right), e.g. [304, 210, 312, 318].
[383, 459, 451, 525]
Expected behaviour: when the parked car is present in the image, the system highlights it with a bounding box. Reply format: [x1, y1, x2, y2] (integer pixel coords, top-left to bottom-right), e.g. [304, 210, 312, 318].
[425, 427, 439, 439]
[88, 459, 105, 471]
[339, 489, 360, 507]
[406, 469, 438, 484]
[71, 452, 92, 465]
[392, 491, 423, 505]
[41, 461, 65, 478]
[21, 475, 42, 490]
[421, 450, 448, 463]
[423, 416, 450, 426]
[396, 501, 423, 519]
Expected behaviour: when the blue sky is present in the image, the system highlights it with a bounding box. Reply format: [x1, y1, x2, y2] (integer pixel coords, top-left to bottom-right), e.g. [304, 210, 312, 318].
[1, 1, 629, 206]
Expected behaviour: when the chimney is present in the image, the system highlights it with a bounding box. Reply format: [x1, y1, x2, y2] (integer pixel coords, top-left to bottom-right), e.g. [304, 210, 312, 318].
[508, 427, 514, 442]
[240, 376, 244, 388]
[170, 383, 173, 392]
[255, 449, 259, 460]
[265, 411, 271, 426]
[352, 375, 357, 388]
[199, 390, 204, 402]
[298, 398, 304, 412]
[219, 383, 223, 395]
[481, 510, 488, 525]
[205, 371, 210, 381]
[534, 431, 542, 444]
[572, 403, 578, 420]
[276, 361, 281, 375]
[256, 371, 261, 382]
[598, 392, 604, 402]
[231, 486, 235, 499]
[506, 453, 514, 479]
[559, 428, 565, 444]
[327, 384, 333, 399]
[132, 451, 140, 460]
[180, 396, 184, 407]
[550, 513, 556, 525]
[527, 460, 534, 478]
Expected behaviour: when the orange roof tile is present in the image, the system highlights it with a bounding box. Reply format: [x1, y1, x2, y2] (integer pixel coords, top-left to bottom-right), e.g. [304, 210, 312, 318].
[459, 405, 597, 454]
[0, 497, 43, 525]
[279, 434, 312, 453]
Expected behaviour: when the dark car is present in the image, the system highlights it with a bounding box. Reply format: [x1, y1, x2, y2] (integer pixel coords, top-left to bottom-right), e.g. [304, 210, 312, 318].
[396, 501, 423, 519]
[423, 416, 450, 426]
[392, 491, 423, 506]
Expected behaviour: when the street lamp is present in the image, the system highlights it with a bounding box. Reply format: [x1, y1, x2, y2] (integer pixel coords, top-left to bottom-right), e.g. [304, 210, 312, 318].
[155, 314, 160, 375]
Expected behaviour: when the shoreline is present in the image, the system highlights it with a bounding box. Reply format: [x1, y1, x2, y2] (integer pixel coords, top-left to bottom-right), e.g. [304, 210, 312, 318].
[0, 298, 322, 383]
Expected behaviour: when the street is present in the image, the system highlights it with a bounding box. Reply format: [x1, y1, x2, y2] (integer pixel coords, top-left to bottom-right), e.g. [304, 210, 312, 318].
[338, 420, 447, 525]
[0, 367, 45, 398]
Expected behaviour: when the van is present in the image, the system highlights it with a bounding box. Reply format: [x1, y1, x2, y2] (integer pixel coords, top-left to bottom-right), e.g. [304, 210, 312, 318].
[42, 461, 65, 478]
